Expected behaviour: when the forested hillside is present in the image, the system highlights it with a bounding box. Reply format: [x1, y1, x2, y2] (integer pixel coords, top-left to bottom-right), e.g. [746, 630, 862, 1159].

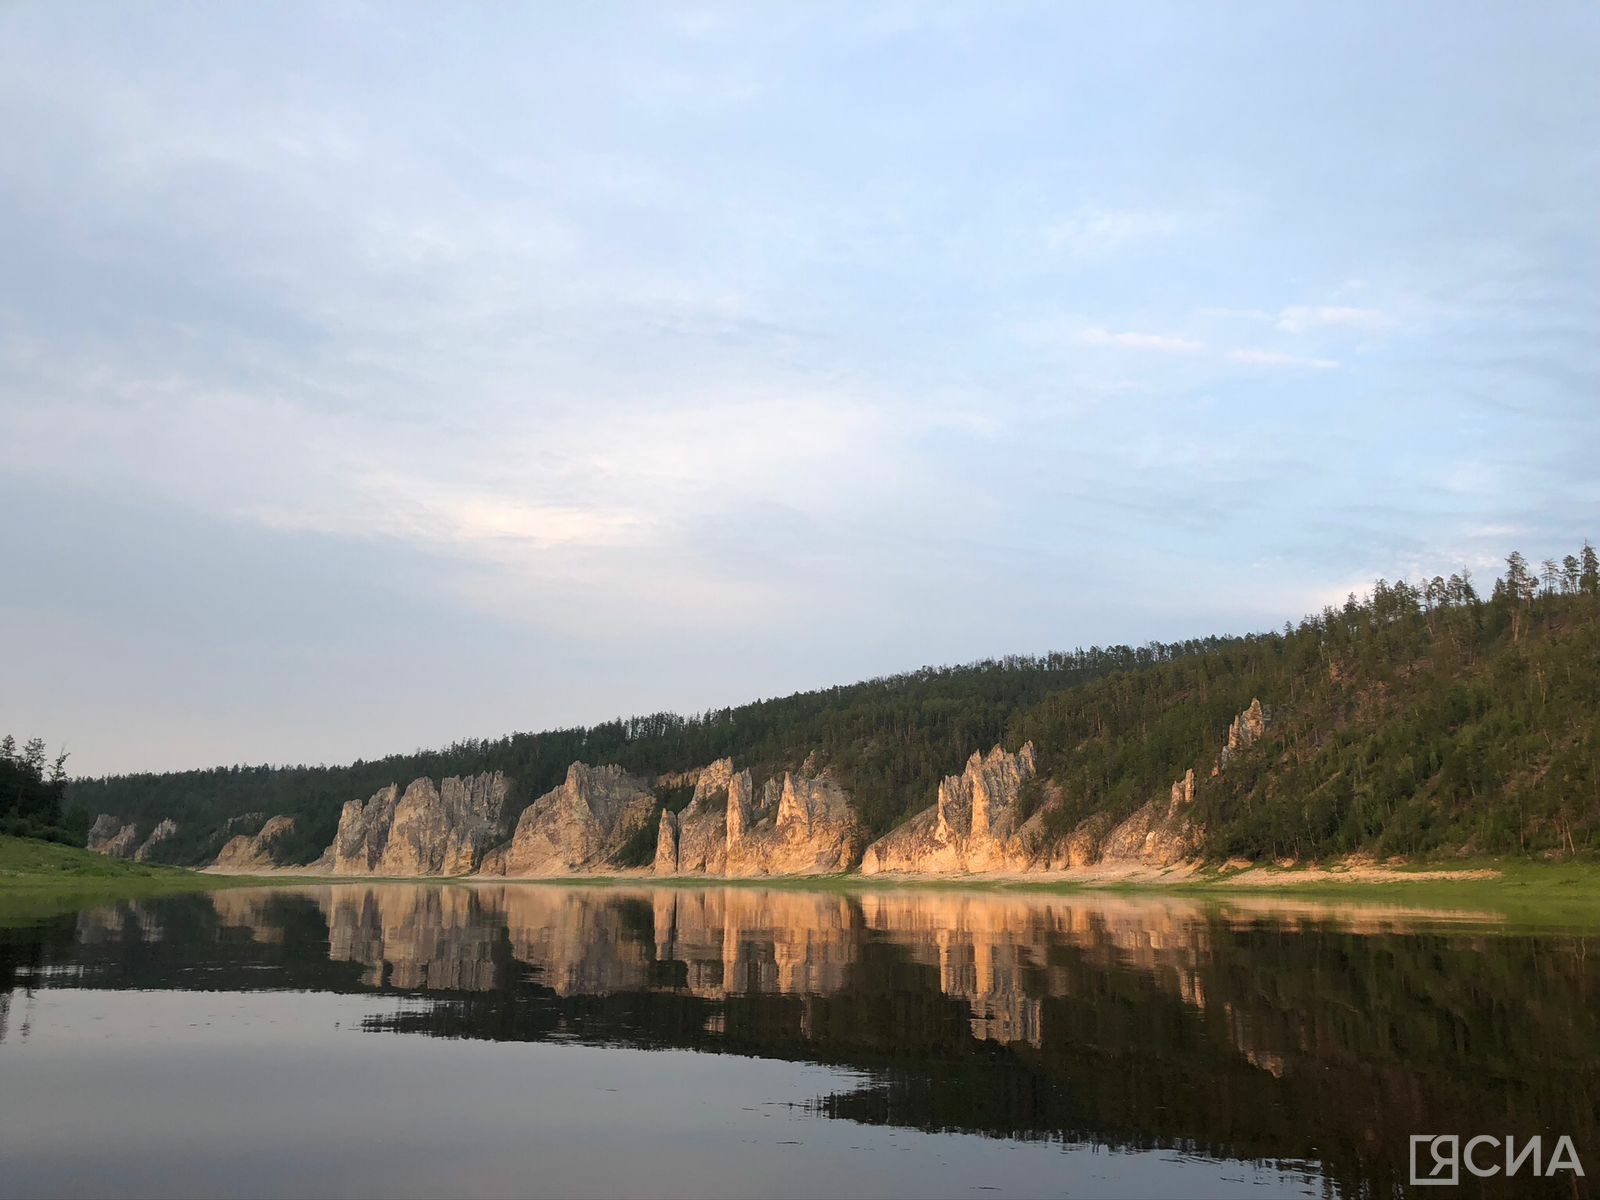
[66, 543, 1600, 864]
[1012, 545, 1600, 859]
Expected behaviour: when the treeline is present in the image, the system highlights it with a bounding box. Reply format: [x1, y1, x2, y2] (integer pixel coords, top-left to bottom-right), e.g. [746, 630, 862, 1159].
[0, 736, 85, 845]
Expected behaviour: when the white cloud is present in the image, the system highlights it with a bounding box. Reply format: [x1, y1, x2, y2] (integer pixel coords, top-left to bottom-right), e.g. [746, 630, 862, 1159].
[1227, 348, 1340, 369]
[1078, 328, 1205, 354]
[1276, 305, 1390, 334]
[1197, 306, 1273, 321]
[1045, 208, 1183, 256]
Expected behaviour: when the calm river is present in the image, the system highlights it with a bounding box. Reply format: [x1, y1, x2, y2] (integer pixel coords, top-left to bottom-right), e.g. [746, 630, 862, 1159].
[1, 883, 1595, 1197]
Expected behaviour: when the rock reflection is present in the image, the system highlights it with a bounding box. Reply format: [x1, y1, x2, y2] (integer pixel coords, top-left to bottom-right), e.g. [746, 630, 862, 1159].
[6, 883, 1598, 1199]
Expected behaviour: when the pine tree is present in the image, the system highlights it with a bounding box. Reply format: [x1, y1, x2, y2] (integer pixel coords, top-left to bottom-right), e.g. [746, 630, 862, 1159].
[21, 738, 46, 780]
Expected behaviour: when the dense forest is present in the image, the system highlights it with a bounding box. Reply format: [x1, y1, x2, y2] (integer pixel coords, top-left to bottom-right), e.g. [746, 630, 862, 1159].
[0, 736, 83, 845]
[65, 541, 1600, 864]
[1015, 543, 1600, 859]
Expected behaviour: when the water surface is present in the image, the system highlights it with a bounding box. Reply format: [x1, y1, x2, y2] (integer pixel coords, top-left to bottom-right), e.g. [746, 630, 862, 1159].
[2, 883, 1595, 1197]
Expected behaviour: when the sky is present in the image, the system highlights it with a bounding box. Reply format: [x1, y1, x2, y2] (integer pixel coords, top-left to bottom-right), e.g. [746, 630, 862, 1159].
[2, 3, 1597, 777]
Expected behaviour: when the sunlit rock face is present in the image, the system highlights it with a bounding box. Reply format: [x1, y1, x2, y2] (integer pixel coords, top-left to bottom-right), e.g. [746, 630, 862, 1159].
[484, 763, 656, 877]
[213, 815, 298, 870]
[1092, 768, 1202, 867]
[651, 760, 865, 878]
[87, 813, 141, 859]
[1088, 700, 1273, 870]
[655, 759, 736, 876]
[329, 773, 510, 876]
[1219, 697, 1268, 770]
[861, 698, 1271, 876]
[653, 809, 680, 873]
[725, 767, 864, 876]
[859, 743, 1038, 875]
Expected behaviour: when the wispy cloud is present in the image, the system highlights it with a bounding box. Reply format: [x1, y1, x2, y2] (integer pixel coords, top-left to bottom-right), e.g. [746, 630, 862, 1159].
[1276, 305, 1390, 334]
[1078, 328, 1205, 353]
[1227, 348, 1340, 369]
[1197, 306, 1273, 321]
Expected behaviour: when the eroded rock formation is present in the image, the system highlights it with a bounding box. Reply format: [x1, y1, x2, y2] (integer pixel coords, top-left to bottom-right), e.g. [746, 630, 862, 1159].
[859, 743, 1039, 875]
[79, 696, 1273, 880]
[214, 815, 299, 870]
[1059, 697, 1272, 870]
[131, 817, 181, 863]
[482, 763, 656, 877]
[656, 758, 865, 878]
[729, 768, 864, 876]
[87, 814, 141, 859]
[655, 758, 737, 876]
[331, 772, 510, 876]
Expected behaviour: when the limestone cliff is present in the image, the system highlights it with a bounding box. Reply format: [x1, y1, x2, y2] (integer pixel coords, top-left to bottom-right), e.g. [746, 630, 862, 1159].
[860, 744, 1039, 875]
[655, 758, 865, 877]
[87, 814, 141, 859]
[1081, 768, 1202, 868]
[330, 772, 510, 876]
[482, 763, 656, 876]
[79, 696, 1271, 880]
[860, 698, 1271, 876]
[213, 815, 299, 870]
[131, 817, 181, 863]
[1217, 697, 1268, 772]
[654, 758, 735, 876]
[727, 768, 862, 876]
[1055, 697, 1271, 870]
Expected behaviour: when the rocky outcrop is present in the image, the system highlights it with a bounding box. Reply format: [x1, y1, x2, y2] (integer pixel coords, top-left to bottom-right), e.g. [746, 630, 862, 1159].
[87, 814, 141, 859]
[330, 785, 402, 873]
[860, 744, 1038, 876]
[85, 696, 1273, 881]
[132, 818, 181, 863]
[330, 773, 510, 876]
[483, 763, 656, 877]
[653, 809, 679, 874]
[1217, 698, 1268, 772]
[860, 698, 1272, 877]
[1092, 768, 1202, 868]
[1066, 698, 1271, 870]
[654, 759, 737, 876]
[214, 815, 299, 870]
[653, 757, 865, 878]
[726, 766, 864, 876]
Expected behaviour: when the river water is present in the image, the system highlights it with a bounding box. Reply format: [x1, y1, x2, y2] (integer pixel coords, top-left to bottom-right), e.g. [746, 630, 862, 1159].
[1, 883, 1595, 1197]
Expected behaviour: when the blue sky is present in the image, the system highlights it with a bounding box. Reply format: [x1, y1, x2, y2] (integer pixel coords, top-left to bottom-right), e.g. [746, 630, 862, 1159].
[2, 3, 1597, 775]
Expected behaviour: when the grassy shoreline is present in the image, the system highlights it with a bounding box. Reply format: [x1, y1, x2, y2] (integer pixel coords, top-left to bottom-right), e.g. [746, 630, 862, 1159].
[0, 836, 266, 923]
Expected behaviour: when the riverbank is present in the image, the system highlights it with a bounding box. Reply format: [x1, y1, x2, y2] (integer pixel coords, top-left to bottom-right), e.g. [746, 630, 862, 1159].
[195, 851, 1600, 909]
[0, 835, 265, 924]
[22, 836, 1600, 924]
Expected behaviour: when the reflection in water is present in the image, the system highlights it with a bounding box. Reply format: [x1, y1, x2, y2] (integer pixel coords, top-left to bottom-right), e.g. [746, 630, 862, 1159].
[4, 883, 1598, 1198]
